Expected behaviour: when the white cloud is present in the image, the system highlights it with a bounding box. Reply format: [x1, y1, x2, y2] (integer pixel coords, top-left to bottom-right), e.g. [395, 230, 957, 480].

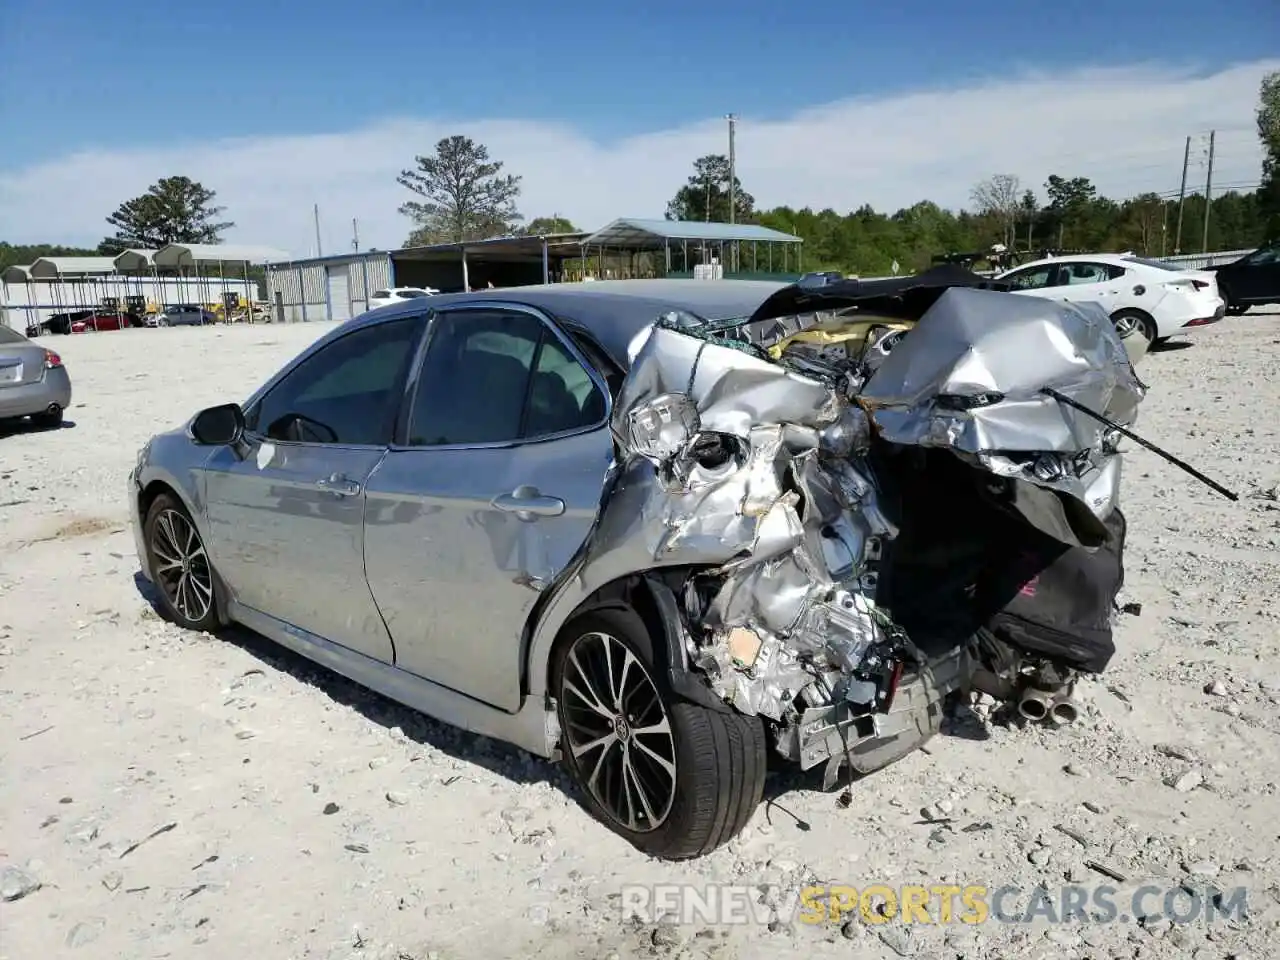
[1, 59, 1275, 258]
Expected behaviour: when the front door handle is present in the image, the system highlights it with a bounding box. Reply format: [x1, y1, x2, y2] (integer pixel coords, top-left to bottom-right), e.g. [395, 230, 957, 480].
[491, 485, 565, 521]
[316, 473, 361, 497]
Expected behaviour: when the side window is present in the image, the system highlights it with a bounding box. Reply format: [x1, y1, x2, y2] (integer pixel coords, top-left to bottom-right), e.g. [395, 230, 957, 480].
[1064, 262, 1108, 285]
[1005, 265, 1054, 290]
[1105, 264, 1127, 280]
[407, 310, 606, 446]
[247, 317, 421, 445]
[409, 311, 543, 446]
[372, 290, 390, 299]
[526, 335, 606, 438]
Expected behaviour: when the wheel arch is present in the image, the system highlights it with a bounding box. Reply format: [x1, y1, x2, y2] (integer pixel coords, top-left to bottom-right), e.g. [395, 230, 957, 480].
[135, 469, 233, 626]
[526, 567, 732, 715]
[1110, 305, 1159, 340]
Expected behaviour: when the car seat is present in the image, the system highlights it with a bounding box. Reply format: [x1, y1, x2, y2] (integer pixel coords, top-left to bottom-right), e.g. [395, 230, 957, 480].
[527, 370, 587, 436]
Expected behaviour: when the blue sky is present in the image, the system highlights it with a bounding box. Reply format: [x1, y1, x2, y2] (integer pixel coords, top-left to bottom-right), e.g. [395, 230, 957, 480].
[1, 0, 1277, 252]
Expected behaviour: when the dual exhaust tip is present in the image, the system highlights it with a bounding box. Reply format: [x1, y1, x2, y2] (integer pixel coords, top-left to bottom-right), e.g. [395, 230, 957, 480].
[1017, 688, 1079, 726]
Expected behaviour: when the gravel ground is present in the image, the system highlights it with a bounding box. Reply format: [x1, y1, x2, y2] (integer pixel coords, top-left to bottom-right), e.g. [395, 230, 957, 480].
[2, 310, 1279, 960]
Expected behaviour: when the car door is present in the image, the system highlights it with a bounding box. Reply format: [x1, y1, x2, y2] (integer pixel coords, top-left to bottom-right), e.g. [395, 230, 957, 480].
[1056, 260, 1123, 312]
[362, 304, 614, 713]
[202, 315, 425, 663]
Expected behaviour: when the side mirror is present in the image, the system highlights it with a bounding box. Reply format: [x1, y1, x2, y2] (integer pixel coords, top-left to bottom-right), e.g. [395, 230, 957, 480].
[191, 403, 245, 445]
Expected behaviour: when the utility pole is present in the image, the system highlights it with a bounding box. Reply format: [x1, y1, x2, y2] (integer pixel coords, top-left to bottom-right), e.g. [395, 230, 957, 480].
[1174, 136, 1191, 254]
[726, 114, 737, 224]
[313, 204, 323, 257]
[353, 218, 370, 308]
[726, 113, 737, 272]
[1201, 130, 1215, 254]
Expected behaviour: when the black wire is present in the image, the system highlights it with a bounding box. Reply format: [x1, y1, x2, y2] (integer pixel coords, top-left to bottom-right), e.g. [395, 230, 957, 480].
[1041, 388, 1238, 502]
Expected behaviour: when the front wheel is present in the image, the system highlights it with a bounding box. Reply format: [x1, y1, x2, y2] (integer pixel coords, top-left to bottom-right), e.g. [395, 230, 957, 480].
[143, 493, 221, 632]
[552, 608, 767, 860]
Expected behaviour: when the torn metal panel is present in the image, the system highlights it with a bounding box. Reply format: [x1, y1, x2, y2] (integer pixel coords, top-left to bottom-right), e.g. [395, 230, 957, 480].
[591, 318, 908, 728]
[859, 287, 1144, 532]
[573, 279, 1144, 767]
[616, 322, 841, 438]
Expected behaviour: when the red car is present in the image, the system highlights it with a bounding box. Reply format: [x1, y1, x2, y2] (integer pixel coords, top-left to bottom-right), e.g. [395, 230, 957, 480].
[69, 311, 144, 333]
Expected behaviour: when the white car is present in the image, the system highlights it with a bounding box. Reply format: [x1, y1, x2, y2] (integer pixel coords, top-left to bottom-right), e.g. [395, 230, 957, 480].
[996, 253, 1225, 344]
[368, 286, 438, 310]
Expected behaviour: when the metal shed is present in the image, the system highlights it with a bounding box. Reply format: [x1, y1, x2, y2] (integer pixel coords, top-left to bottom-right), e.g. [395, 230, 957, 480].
[263, 233, 590, 323]
[264, 250, 394, 324]
[579, 218, 803, 279]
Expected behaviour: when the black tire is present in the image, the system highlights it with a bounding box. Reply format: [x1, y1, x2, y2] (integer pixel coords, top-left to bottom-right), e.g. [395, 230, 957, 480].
[551, 607, 767, 860]
[30, 407, 63, 429]
[1111, 308, 1156, 344]
[143, 492, 221, 632]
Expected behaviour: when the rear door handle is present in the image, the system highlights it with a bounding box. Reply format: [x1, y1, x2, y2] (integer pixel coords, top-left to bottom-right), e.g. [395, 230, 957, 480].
[491, 485, 565, 521]
[316, 473, 361, 497]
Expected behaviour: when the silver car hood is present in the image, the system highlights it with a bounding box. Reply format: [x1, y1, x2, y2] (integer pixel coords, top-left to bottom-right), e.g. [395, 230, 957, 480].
[574, 285, 1145, 720]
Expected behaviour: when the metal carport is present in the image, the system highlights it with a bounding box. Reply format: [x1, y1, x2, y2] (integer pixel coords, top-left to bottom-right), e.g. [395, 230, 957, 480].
[152, 243, 288, 321]
[578, 218, 803, 279]
[29, 256, 119, 318]
[1, 265, 35, 330]
[389, 232, 590, 293]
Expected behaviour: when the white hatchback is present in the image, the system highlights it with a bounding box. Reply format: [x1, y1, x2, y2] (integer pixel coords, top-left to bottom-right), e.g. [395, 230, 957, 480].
[368, 286, 439, 311]
[996, 253, 1225, 344]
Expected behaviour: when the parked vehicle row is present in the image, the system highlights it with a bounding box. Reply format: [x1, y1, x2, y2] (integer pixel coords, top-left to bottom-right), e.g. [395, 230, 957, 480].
[24, 304, 222, 338]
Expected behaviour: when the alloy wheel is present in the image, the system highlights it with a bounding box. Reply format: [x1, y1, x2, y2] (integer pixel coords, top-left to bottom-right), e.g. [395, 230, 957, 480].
[560, 631, 677, 832]
[150, 509, 214, 623]
[1112, 314, 1139, 337]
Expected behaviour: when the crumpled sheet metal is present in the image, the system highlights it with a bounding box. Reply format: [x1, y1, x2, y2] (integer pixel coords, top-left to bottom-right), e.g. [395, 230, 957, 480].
[858, 287, 1145, 523]
[616, 323, 841, 439]
[595, 322, 897, 721]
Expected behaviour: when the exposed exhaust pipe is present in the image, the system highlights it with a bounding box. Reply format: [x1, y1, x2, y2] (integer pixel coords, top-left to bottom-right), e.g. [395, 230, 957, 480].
[46, 403, 61, 416]
[1017, 690, 1054, 722]
[1047, 695, 1080, 726]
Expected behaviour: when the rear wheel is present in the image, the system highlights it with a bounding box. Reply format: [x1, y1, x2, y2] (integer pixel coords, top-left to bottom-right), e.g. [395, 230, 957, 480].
[1111, 308, 1156, 344]
[552, 608, 767, 859]
[143, 493, 221, 632]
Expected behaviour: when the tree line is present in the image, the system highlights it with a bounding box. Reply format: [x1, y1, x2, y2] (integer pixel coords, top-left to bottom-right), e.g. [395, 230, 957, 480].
[3, 71, 1276, 278]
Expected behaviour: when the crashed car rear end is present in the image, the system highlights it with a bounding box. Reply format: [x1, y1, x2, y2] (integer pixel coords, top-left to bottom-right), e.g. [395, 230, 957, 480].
[575, 273, 1145, 853]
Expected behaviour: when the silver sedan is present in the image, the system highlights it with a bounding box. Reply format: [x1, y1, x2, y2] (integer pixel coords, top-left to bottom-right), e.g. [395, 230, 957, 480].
[0, 324, 72, 428]
[128, 277, 1136, 858]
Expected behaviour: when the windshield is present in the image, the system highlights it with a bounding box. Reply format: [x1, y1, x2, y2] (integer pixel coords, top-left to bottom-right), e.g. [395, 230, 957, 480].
[0, 325, 29, 345]
[1122, 255, 1184, 272]
[396, 290, 431, 299]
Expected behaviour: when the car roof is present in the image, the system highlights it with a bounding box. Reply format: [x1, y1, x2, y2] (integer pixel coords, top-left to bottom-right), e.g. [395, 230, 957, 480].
[1002, 252, 1143, 274]
[348, 279, 788, 367]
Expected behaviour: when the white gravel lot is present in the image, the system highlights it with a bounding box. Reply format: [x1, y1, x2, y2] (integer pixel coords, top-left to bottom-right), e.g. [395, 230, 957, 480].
[2, 310, 1279, 960]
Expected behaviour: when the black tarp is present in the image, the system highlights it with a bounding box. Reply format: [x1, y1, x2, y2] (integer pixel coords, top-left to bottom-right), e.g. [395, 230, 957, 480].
[745, 264, 1012, 325]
